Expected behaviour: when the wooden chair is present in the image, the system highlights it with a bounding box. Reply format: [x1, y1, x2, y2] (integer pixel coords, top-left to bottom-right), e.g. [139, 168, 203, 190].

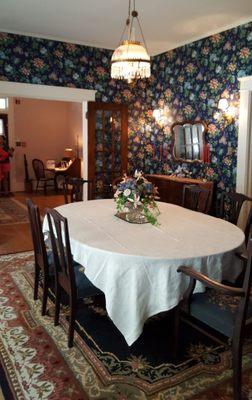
[182, 184, 211, 214]
[46, 208, 103, 347]
[63, 177, 93, 203]
[32, 158, 56, 195]
[27, 199, 54, 315]
[219, 192, 252, 225]
[245, 207, 252, 247]
[174, 239, 252, 400]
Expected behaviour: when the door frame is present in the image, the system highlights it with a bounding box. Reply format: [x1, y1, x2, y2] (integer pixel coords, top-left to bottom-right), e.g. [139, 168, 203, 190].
[0, 81, 96, 196]
[0, 113, 9, 191]
[237, 76, 252, 195]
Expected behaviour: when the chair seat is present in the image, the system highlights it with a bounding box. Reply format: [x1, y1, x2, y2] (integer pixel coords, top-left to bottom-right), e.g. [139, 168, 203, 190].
[73, 262, 103, 298]
[190, 289, 252, 337]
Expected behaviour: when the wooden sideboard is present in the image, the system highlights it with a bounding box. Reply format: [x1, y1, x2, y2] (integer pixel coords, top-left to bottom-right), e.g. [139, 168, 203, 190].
[146, 174, 214, 213]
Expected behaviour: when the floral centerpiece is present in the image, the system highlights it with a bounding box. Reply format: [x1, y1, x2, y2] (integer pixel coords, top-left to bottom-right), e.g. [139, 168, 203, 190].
[114, 171, 160, 225]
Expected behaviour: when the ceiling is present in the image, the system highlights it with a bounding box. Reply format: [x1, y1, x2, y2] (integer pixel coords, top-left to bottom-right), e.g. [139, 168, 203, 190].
[0, 0, 251, 55]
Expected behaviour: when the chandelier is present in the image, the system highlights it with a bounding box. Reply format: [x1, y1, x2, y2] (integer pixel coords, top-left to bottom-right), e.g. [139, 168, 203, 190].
[111, 0, 151, 83]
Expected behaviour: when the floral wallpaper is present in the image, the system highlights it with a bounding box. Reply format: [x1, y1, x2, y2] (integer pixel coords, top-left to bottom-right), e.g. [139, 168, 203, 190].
[0, 22, 251, 197]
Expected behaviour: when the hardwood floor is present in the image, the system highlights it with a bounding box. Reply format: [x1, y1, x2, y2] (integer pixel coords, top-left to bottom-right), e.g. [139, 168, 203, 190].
[15, 191, 65, 215]
[0, 191, 65, 256]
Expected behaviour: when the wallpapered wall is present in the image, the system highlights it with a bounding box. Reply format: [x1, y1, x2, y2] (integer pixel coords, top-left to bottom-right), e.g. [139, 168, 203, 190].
[0, 22, 251, 194]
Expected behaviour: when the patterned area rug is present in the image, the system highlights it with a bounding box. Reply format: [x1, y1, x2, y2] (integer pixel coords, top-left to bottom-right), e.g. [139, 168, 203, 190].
[0, 252, 251, 400]
[0, 198, 29, 224]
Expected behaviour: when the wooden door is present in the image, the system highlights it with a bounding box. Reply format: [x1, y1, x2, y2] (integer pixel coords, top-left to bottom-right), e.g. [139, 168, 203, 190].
[0, 114, 10, 191]
[88, 102, 128, 199]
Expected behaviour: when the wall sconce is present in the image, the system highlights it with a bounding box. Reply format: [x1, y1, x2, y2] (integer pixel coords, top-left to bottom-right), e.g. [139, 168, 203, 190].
[215, 95, 238, 126]
[153, 106, 173, 127]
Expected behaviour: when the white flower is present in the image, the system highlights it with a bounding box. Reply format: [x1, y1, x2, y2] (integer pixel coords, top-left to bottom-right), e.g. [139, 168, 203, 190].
[134, 170, 143, 180]
[114, 189, 120, 198]
[124, 189, 131, 197]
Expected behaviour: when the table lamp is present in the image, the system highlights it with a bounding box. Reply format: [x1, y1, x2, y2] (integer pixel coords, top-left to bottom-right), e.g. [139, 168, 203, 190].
[64, 148, 74, 159]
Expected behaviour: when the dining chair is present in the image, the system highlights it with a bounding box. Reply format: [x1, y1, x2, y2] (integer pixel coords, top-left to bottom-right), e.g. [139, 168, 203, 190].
[182, 184, 211, 214]
[245, 207, 252, 247]
[219, 191, 252, 225]
[174, 239, 252, 400]
[27, 199, 54, 316]
[46, 208, 103, 347]
[63, 177, 93, 203]
[32, 158, 56, 195]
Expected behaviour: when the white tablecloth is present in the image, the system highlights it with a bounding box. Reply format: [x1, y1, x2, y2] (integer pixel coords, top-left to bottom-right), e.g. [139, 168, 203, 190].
[43, 199, 244, 345]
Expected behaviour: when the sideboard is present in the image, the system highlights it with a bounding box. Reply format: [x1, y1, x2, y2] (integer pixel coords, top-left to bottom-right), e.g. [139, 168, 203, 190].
[146, 174, 214, 213]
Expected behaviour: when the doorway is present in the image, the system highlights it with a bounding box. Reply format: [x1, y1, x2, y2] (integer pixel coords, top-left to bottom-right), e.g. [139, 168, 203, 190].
[0, 81, 96, 199]
[0, 113, 10, 192]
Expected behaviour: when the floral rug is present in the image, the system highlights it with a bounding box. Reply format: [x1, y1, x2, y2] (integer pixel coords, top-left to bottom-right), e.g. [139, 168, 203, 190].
[0, 252, 252, 400]
[0, 198, 29, 224]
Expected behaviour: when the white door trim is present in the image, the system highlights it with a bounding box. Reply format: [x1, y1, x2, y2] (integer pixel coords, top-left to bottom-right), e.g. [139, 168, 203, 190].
[236, 76, 252, 195]
[0, 81, 96, 103]
[0, 81, 96, 196]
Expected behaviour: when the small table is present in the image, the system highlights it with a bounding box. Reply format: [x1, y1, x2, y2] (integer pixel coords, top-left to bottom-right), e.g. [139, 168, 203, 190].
[46, 158, 81, 190]
[43, 199, 244, 345]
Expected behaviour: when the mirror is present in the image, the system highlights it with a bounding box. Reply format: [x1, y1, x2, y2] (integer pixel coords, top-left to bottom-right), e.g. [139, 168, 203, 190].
[172, 121, 207, 163]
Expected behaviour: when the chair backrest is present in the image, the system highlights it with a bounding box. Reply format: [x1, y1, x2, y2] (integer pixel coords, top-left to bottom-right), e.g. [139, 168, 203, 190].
[46, 208, 76, 296]
[63, 177, 84, 203]
[220, 192, 252, 225]
[238, 238, 252, 329]
[63, 177, 93, 203]
[244, 207, 252, 247]
[182, 185, 211, 214]
[32, 159, 46, 180]
[27, 199, 49, 274]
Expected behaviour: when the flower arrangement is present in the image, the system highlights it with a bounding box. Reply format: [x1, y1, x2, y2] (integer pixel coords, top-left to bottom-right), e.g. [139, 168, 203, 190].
[114, 171, 160, 225]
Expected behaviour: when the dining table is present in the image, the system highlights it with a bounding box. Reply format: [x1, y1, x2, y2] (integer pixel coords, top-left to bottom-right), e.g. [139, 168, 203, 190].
[42, 199, 245, 346]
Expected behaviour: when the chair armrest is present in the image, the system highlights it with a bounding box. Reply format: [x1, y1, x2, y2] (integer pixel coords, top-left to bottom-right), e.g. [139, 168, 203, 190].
[177, 266, 245, 296]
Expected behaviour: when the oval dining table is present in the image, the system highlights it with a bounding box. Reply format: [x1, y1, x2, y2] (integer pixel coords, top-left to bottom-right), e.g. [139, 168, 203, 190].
[42, 199, 245, 346]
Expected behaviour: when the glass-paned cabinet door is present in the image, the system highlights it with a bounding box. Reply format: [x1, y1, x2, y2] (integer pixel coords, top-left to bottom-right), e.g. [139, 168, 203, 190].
[88, 102, 128, 199]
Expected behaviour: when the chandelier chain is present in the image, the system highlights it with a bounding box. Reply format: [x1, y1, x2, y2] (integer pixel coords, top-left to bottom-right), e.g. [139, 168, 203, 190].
[136, 16, 149, 54]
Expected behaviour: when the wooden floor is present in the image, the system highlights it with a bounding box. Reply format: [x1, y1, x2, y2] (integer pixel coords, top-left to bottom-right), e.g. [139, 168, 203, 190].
[0, 191, 65, 256]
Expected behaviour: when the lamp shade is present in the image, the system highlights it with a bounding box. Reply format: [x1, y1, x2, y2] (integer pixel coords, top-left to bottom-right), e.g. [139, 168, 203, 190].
[111, 40, 151, 82]
[64, 148, 74, 159]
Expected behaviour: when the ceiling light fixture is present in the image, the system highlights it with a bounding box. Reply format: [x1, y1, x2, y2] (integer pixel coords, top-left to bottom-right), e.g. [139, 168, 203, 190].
[111, 0, 151, 83]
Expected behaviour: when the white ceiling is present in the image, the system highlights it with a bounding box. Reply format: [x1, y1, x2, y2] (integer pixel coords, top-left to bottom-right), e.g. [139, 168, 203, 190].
[0, 0, 251, 55]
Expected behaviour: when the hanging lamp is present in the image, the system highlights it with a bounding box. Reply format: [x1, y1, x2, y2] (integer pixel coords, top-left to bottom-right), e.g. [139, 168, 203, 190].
[111, 0, 151, 83]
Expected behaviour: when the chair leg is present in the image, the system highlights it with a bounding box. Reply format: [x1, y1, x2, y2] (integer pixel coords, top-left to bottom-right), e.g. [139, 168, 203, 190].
[34, 265, 40, 301]
[172, 306, 180, 359]
[36, 180, 39, 192]
[232, 337, 243, 400]
[41, 277, 48, 316]
[54, 284, 61, 326]
[68, 298, 76, 348]
[54, 176, 58, 192]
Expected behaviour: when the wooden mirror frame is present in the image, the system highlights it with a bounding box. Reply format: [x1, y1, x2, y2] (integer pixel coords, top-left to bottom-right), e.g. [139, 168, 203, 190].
[171, 120, 209, 164]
